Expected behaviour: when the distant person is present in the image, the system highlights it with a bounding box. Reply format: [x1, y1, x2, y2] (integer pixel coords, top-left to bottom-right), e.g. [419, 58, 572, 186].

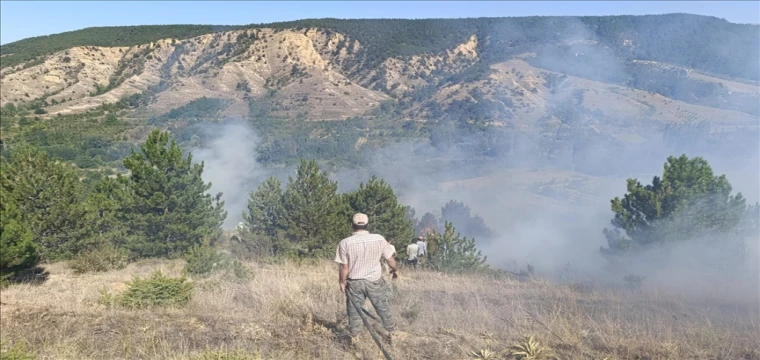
[416, 236, 427, 257]
[406, 238, 420, 269]
[335, 213, 398, 344]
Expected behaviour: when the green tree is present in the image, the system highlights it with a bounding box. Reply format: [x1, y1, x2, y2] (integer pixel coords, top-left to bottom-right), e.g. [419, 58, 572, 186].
[242, 176, 289, 256]
[0, 145, 91, 260]
[345, 175, 414, 246]
[426, 221, 488, 274]
[282, 159, 350, 257]
[0, 199, 39, 282]
[83, 176, 130, 248]
[243, 176, 286, 237]
[602, 155, 748, 258]
[119, 130, 226, 258]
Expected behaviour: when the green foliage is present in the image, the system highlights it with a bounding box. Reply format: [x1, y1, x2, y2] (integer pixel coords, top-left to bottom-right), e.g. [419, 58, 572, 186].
[106, 270, 194, 309]
[0, 340, 36, 360]
[243, 177, 286, 238]
[68, 242, 128, 274]
[0, 145, 92, 260]
[0, 199, 39, 283]
[426, 221, 489, 274]
[282, 160, 350, 258]
[149, 97, 230, 125]
[183, 244, 228, 277]
[344, 175, 414, 246]
[1, 25, 242, 70]
[118, 130, 227, 258]
[602, 155, 748, 257]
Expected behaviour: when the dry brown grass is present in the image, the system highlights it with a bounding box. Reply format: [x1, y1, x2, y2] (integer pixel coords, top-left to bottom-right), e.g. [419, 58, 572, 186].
[1, 258, 758, 360]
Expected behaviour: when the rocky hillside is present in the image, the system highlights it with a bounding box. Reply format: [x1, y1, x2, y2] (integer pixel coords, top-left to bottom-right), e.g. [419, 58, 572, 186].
[1, 14, 758, 170]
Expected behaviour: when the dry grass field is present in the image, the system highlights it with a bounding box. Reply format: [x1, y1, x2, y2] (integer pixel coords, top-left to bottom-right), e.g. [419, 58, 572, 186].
[1, 258, 759, 360]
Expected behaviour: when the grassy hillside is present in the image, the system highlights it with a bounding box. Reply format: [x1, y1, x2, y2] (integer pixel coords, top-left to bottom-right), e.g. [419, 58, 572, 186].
[1, 258, 757, 360]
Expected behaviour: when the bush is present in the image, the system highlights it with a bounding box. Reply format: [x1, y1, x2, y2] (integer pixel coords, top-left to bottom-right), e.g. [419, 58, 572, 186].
[0, 340, 36, 360]
[184, 245, 227, 277]
[106, 270, 193, 309]
[69, 243, 129, 274]
[228, 260, 253, 282]
[0, 201, 39, 284]
[184, 245, 253, 282]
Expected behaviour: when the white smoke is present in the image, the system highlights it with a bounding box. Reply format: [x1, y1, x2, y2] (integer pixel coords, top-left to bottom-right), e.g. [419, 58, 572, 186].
[191, 120, 269, 229]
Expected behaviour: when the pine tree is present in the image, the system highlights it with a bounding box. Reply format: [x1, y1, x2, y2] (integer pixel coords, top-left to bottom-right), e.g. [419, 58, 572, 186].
[0, 145, 91, 260]
[345, 175, 414, 246]
[242, 176, 289, 256]
[119, 130, 226, 258]
[83, 176, 129, 248]
[0, 198, 39, 282]
[243, 176, 286, 237]
[282, 159, 350, 257]
[602, 155, 747, 258]
[426, 221, 488, 274]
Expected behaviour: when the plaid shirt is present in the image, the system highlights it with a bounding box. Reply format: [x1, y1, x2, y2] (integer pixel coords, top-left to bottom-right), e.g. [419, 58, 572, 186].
[334, 230, 395, 281]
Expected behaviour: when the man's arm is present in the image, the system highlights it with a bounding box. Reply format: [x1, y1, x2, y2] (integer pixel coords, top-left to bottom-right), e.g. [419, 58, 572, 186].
[386, 256, 398, 279]
[339, 263, 349, 293]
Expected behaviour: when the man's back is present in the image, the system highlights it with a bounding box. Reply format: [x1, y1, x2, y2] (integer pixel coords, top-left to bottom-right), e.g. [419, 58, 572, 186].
[416, 240, 427, 256]
[406, 243, 419, 260]
[335, 230, 393, 282]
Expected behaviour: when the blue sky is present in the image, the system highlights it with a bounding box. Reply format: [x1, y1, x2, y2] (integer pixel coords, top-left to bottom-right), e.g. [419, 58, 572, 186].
[1, 1, 758, 45]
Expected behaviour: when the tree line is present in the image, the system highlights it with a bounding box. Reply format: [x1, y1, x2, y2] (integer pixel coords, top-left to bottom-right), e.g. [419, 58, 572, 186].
[1, 130, 491, 283]
[2, 129, 757, 284]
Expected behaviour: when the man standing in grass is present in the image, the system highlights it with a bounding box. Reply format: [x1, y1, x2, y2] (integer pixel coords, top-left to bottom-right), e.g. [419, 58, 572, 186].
[416, 236, 427, 267]
[336, 213, 398, 344]
[406, 238, 420, 270]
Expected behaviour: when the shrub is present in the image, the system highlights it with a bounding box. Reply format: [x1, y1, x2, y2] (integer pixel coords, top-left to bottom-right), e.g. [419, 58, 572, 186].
[0, 339, 36, 360]
[184, 245, 253, 282]
[228, 259, 253, 282]
[109, 270, 193, 309]
[184, 245, 227, 277]
[69, 243, 128, 274]
[0, 200, 39, 284]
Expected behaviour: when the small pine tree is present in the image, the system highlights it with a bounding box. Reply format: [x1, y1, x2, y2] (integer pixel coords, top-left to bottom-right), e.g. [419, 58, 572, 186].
[282, 159, 350, 258]
[119, 130, 226, 258]
[242, 176, 289, 256]
[0, 199, 39, 282]
[243, 177, 286, 238]
[0, 145, 91, 260]
[426, 221, 488, 274]
[345, 175, 414, 247]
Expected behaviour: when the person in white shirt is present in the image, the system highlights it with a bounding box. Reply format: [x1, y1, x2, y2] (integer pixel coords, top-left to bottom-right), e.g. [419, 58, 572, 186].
[335, 213, 398, 344]
[416, 236, 428, 267]
[406, 238, 420, 269]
